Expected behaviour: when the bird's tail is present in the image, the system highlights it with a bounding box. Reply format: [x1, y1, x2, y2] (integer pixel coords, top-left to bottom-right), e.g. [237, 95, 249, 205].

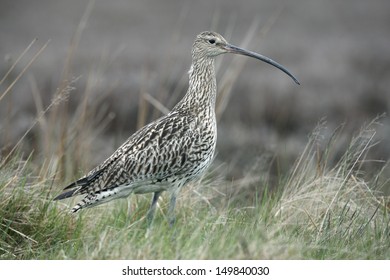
[53, 189, 79, 200]
[53, 180, 84, 201]
[70, 186, 132, 213]
[54, 169, 104, 201]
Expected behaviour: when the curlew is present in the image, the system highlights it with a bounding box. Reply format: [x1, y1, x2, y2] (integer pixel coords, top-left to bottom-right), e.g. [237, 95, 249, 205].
[54, 31, 299, 227]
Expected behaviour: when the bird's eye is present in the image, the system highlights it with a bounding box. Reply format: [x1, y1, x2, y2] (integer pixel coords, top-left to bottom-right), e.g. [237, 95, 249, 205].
[208, 39, 216, 44]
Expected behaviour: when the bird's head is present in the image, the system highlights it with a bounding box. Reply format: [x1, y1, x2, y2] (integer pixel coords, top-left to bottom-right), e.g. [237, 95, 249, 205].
[193, 31, 229, 57]
[192, 31, 300, 85]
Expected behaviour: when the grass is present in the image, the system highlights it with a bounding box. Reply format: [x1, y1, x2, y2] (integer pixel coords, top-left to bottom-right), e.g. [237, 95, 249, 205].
[0, 12, 389, 259]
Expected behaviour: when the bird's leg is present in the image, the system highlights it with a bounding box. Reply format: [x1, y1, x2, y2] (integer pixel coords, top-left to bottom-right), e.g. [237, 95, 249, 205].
[168, 194, 177, 227]
[146, 191, 162, 227]
[168, 186, 181, 227]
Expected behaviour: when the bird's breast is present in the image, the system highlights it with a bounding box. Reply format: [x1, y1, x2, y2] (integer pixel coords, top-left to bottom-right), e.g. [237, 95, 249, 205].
[186, 116, 217, 176]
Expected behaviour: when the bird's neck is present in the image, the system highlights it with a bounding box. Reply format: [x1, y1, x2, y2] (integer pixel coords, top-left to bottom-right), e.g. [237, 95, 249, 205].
[173, 57, 217, 115]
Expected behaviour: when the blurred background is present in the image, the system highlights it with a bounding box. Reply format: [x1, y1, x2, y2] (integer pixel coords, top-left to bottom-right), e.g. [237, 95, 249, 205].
[1, 0, 389, 187]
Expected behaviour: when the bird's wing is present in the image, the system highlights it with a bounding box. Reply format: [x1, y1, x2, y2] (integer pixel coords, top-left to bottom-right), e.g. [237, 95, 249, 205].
[54, 112, 201, 199]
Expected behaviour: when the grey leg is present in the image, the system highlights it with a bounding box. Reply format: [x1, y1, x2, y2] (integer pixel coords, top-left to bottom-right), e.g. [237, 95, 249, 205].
[168, 186, 181, 227]
[147, 191, 162, 227]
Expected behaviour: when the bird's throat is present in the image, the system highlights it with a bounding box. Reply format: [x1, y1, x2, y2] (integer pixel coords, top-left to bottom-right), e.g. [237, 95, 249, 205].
[174, 58, 217, 115]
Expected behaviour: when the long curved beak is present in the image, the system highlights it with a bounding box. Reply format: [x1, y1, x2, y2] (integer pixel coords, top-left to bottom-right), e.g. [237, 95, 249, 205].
[224, 44, 300, 85]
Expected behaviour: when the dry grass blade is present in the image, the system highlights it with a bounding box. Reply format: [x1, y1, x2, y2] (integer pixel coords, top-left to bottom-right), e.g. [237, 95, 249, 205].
[1, 222, 38, 244]
[216, 19, 259, 118]
[0, 40, 50, 103]
[60, 0, 95, 82]
[142, 92, 170, 115]
[216, 6, 284, 118]
[0, 79, 76, 168]
[0, 38, 37, 85]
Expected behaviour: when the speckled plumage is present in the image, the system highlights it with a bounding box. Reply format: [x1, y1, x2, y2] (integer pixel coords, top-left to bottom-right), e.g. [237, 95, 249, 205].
[54, 31, 299, 226]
